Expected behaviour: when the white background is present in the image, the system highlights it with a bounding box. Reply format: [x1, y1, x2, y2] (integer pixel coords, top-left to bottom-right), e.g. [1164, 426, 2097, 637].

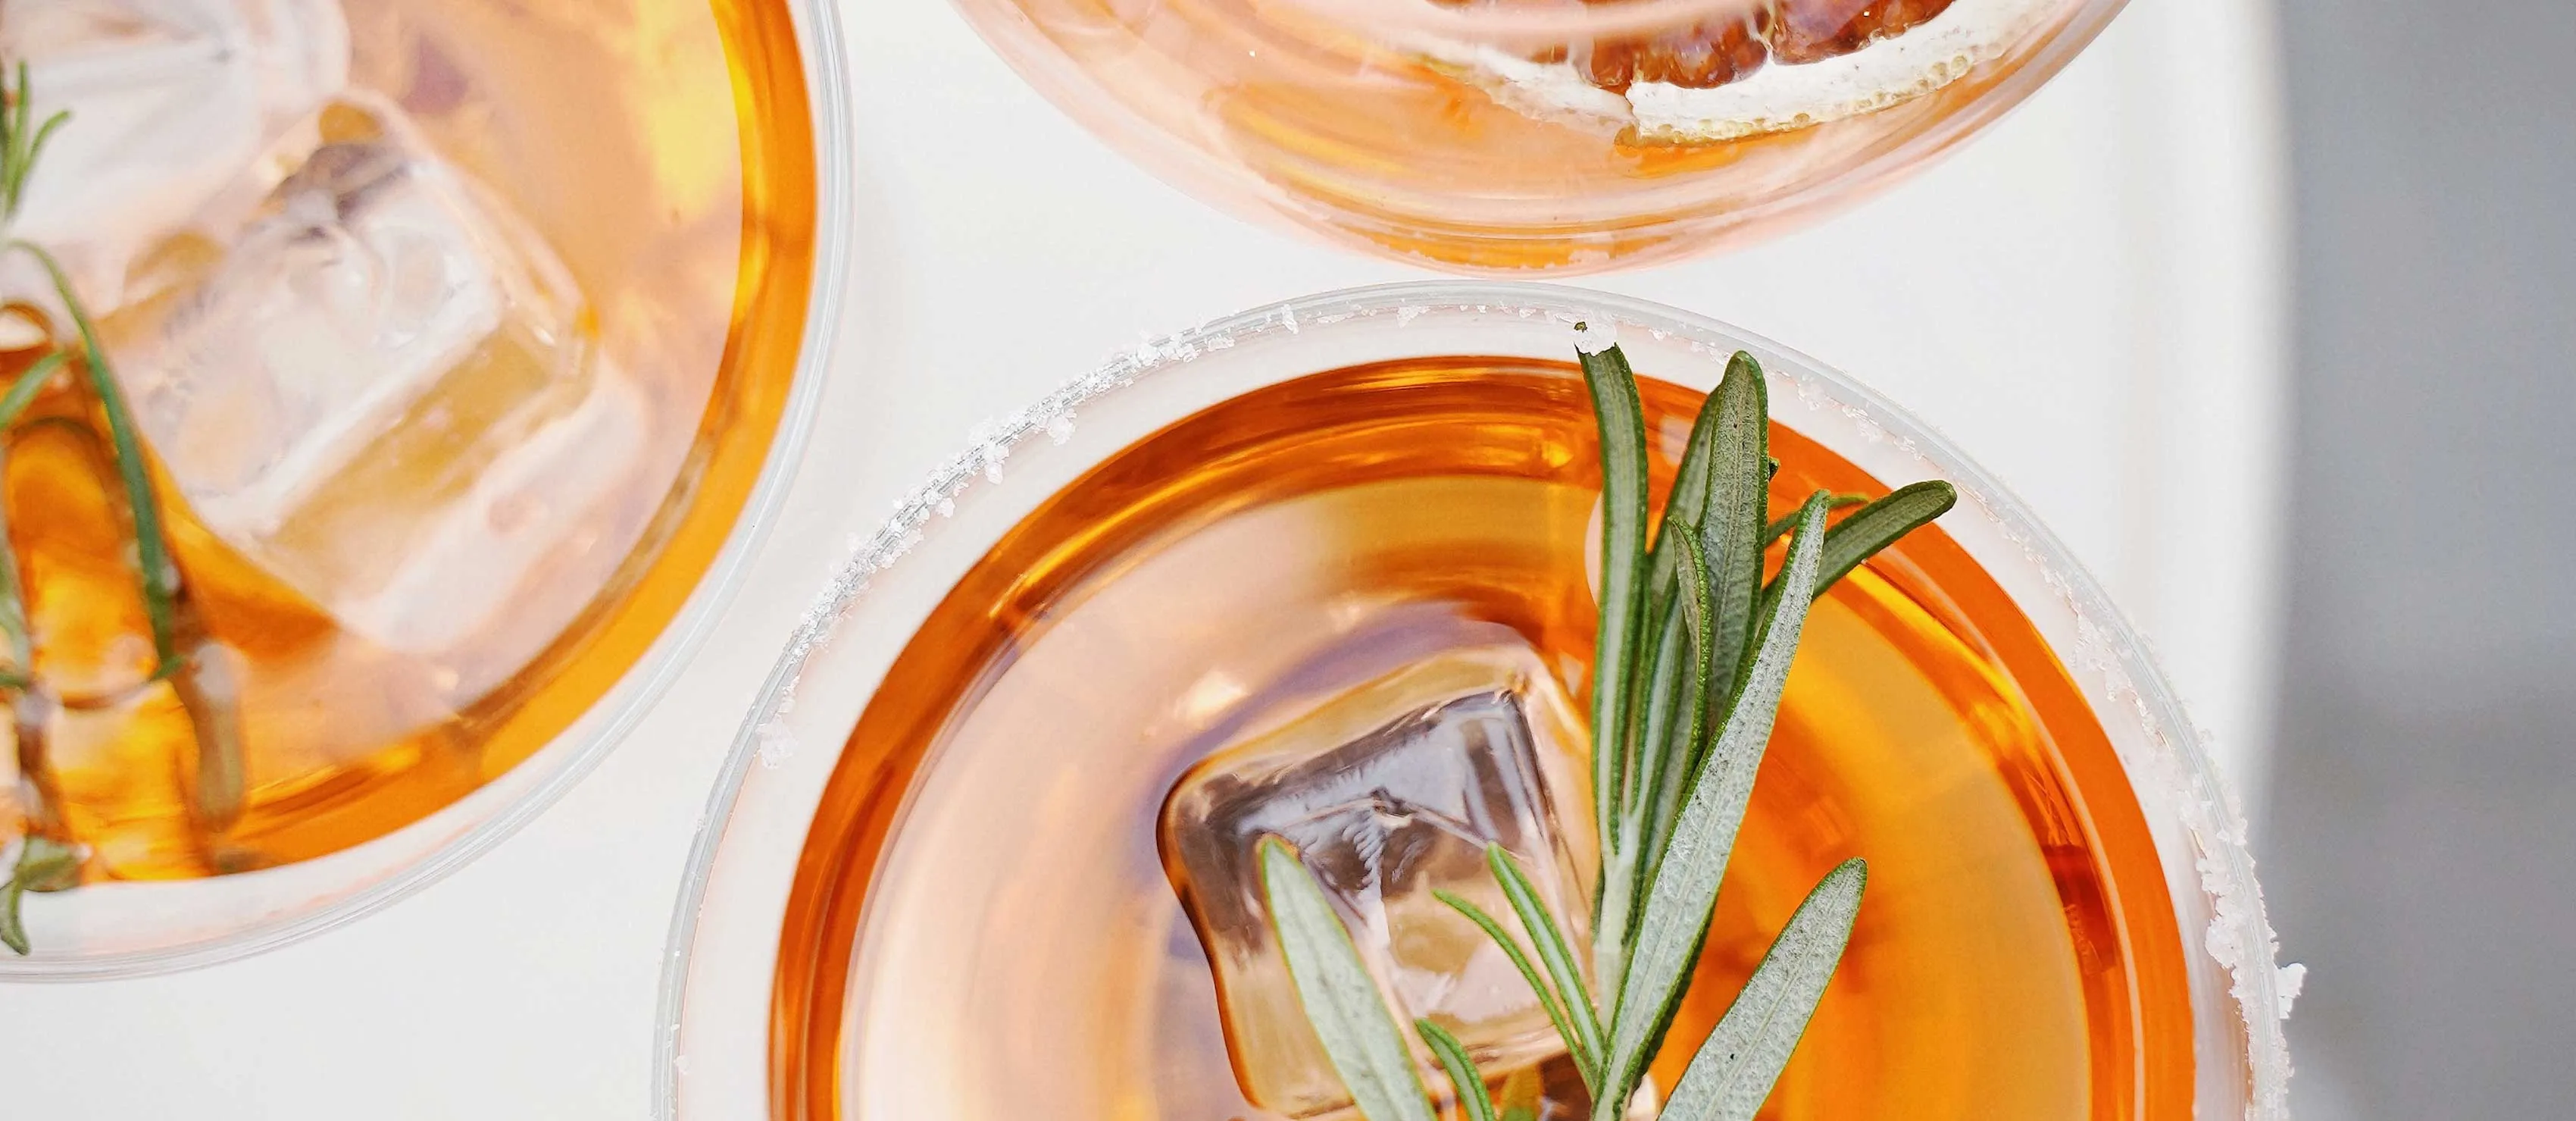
[0, 0, 2285, 1115]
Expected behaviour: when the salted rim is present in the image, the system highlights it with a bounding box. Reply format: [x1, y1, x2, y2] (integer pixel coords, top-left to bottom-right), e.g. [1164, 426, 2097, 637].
[656, 280, 2290, 1119]
[0, 0, 855, 982]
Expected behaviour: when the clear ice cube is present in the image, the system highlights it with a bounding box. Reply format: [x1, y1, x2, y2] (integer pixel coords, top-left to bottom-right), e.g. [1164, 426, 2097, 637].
[1160, 644, 1598, 1119]
[1, 0, 349, 305]
[105, 94, 646, 681]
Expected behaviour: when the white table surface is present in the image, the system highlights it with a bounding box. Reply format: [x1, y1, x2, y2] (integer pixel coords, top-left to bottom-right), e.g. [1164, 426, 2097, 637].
[0, 0, 2285, 1115]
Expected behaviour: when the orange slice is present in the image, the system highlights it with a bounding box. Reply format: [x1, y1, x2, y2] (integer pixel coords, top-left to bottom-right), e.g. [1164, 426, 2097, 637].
[1421, 0, 2054, 144]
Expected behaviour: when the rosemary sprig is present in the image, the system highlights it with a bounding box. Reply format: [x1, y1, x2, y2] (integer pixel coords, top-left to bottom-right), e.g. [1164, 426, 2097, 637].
[27, 243, 253, 831]
[0, 62, 64, 224]
[0, 833, 77, 955]
[1596, 348, 1766, 988]
[10, 242, 182, 674]
[0, 59, 254, 952]
[0, 67, 66, 689]
[0, 60, 72, 957]
[1262, 339, 1956, 1120]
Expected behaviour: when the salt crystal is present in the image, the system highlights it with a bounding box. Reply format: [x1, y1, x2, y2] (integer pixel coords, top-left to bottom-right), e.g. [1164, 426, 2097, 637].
[1571, 318, 1619, 355]
[755, 720, 796, 769]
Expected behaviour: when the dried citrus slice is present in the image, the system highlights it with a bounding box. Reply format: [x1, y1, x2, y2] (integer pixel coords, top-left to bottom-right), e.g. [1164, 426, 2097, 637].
[1423, 0, 2058, 144]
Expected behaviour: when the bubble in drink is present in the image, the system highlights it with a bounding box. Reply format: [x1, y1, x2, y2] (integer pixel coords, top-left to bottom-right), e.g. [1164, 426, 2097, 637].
[0, 0, 349, 305]
[1159, 644, 1597, 1118]
[107, 93, 647, 693]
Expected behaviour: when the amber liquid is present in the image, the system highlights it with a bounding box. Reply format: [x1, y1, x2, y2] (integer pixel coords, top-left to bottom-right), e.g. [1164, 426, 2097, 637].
[0, 0, 816, 881]
[772, 359, 2193, 1119]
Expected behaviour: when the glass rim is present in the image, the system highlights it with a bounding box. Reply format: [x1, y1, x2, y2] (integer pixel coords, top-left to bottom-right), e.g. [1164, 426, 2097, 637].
[653, 279, 2291, 1118]
[0, 0, 856, 982]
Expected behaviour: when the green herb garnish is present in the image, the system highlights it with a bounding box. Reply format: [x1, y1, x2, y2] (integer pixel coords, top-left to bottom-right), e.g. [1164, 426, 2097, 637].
[1261, 838, 1438, 1121]
[0, 833, 78, 955]
[1262, 334, 1955, 1119]
[0, 60, 249, 954]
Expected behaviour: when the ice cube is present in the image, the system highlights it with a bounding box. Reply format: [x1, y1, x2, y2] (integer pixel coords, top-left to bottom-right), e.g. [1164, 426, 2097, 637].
[1160, 645, 1597, 1119]
[105, 93, 646, 684]
[1, 0, 349, 306]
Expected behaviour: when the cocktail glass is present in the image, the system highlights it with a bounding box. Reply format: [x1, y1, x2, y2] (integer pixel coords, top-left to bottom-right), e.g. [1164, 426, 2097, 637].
[657, 283, 2290, 1120]
[948, 0, 2127, 271]
[0, 0, 850, 977]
